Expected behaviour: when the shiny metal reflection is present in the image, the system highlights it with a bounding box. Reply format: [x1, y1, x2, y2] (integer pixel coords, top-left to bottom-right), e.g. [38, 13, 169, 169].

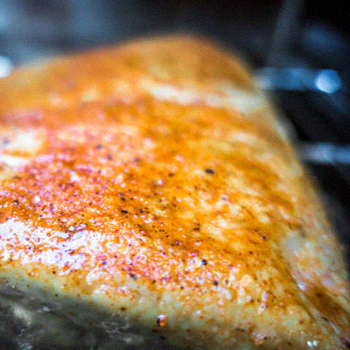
[0, 56, 13, 78]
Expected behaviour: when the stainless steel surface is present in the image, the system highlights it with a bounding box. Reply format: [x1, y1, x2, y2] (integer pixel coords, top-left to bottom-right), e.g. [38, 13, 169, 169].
[298, 142, 350, 165]
[256, 67, 343, 93]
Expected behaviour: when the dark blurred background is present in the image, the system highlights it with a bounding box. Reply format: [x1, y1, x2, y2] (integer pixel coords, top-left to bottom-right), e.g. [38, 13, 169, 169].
[0, 0, 349, 264]
[0, 0, 348, 66]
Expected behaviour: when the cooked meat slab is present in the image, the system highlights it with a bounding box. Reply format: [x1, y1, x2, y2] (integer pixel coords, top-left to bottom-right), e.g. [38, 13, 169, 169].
[0, 35, 349, 349]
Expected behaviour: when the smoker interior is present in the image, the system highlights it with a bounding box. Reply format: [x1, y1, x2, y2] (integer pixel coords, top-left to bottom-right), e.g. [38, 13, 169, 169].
[0, 1, 349, 265]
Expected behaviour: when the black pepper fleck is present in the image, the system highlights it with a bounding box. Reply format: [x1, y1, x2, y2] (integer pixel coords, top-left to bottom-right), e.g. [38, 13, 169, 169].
[202, 259, 207, 265]
[204, 168, 215, 174]
[213, 280, 218, 286]
[129, 273, 137, 280]
[121, 209, 129, 214]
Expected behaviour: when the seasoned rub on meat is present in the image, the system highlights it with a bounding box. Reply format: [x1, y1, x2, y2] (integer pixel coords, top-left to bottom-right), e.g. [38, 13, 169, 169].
[0, 35, 349, 349]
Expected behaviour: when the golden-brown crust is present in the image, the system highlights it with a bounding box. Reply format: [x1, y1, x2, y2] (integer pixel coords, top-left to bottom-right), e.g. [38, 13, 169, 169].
[0, 35, 349, 349]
